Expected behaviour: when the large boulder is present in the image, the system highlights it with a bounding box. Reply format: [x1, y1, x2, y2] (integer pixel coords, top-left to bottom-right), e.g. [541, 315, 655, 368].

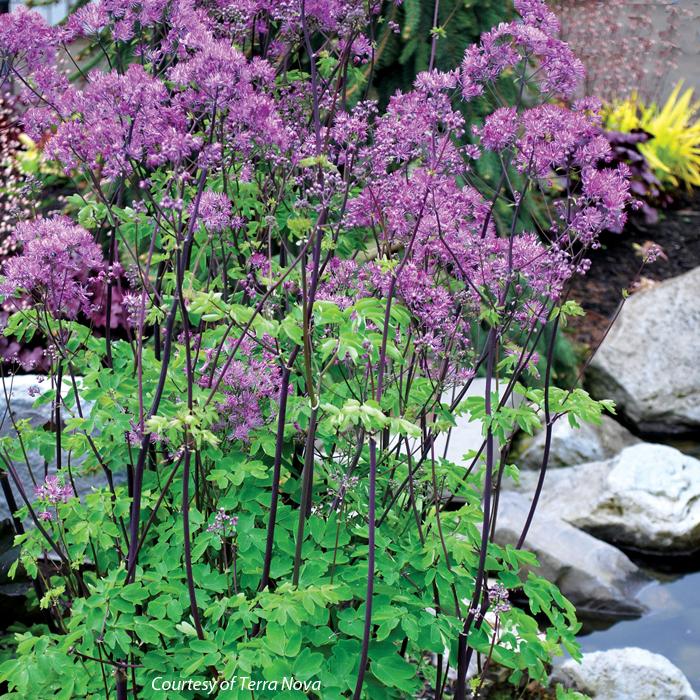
[494, 492, 649, 619]
[517, 443, 700, 553]
[586, 266, 700, 435]
[518, 415, 639, 470]
[552, 647, 698, 700]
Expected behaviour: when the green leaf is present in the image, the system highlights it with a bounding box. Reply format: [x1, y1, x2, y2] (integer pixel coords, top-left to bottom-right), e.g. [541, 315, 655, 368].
[293, 648, 324, 680]
[371, 652, 417, 692]
[264, 622, 302, 657]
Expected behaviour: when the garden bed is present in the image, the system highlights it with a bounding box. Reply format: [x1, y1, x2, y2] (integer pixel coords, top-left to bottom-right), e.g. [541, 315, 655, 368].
[568, 189, 700, 348]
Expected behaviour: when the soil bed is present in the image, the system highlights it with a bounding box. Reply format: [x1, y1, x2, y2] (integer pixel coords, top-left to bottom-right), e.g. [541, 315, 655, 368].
[567, 189, 700, 348]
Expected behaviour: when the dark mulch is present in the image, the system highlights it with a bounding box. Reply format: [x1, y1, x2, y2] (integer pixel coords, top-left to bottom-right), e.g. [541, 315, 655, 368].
[566, 189, 700, 348]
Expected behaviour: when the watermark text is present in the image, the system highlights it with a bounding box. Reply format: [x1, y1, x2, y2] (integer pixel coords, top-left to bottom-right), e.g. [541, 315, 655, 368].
[151, 675, 322, 695]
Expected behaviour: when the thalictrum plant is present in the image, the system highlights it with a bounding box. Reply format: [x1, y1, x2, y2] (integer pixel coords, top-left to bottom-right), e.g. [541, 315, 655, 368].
[0, 1, 631, 698]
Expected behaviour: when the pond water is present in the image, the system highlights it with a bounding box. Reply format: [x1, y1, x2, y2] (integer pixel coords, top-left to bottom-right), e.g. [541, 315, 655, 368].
[578, 571, 700, 691]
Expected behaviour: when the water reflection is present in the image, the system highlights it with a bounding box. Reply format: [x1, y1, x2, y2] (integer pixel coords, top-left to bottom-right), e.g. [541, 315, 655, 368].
[578, 572, 700, 690]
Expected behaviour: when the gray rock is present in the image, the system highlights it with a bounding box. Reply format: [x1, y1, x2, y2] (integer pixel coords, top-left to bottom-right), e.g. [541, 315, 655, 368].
[517, 443, 700, 553]
[0, 375, 56, 437]
[0, 375, 110, 522]
[518, 415, 639, 470]
[587, 266, 700, 435]
[494, 491, 649, 619]
[552, 647, 698, 700]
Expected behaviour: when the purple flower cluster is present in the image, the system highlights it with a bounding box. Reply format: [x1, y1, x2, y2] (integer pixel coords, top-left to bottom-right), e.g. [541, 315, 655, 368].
[199, 335, 285, 442]
[212, 0, 380, 47]
[488, 582, 512, 614]
[35, 475, 75, 518]
[0, 7, 57, 73]
[461, 0, 584, 101]
[36, 65, 201, 178]
[207, 508, 238, 537]
[0, 0, 633, 442]
[0, 3, 640, 697]
[194, 192, 232, 233]
[0, 217, 105, 318]
[478, 107, 520, 152]
[65, 0, 203, 45]
[468, 89, 634, 248]
[322, 33, 628, 373]
[517, 102, 610, 178]
[7, 2, 295, 180]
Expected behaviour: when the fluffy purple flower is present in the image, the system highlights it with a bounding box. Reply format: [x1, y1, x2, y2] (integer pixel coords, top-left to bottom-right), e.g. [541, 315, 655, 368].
[65, 3, 110, 38]
[478, 107, 520, 151]
[207, 508, 238, 537]
[317, 258, 377, 310]
[0, 8, 58, 72]
[168, 38, 251, 111]
[581, 163, 633, 232]
[199, 335, 286, 442]
[569, 207, 605, 245]
[350, 35, 372, 65]
[193, 192, 232, 233]
[66, 0, 204, 45]
[460, 1, 584, 102]
[460, 33, 518, 101]
[227, 91, 291, 155]
[488, 582, 512, 614]
[414, 69, 459, 94]
[357, 87, 464, 179]
[517, 103, 603, 177]
[514, 0, 561, 36]
[41, 65, 201, 178]
[35, 475, 74, 505]
[0, 217, 105, 318]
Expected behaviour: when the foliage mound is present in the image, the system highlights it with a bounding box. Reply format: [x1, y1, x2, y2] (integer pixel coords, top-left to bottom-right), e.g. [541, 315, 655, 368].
[605, 83, 700, 191]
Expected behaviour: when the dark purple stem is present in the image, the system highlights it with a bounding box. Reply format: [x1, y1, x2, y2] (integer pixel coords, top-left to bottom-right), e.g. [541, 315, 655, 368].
[259, 355, 297, 592]
[516, 314, 559, 549]
[182, 444, 205, 639]
[456, 327, 497, 700]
